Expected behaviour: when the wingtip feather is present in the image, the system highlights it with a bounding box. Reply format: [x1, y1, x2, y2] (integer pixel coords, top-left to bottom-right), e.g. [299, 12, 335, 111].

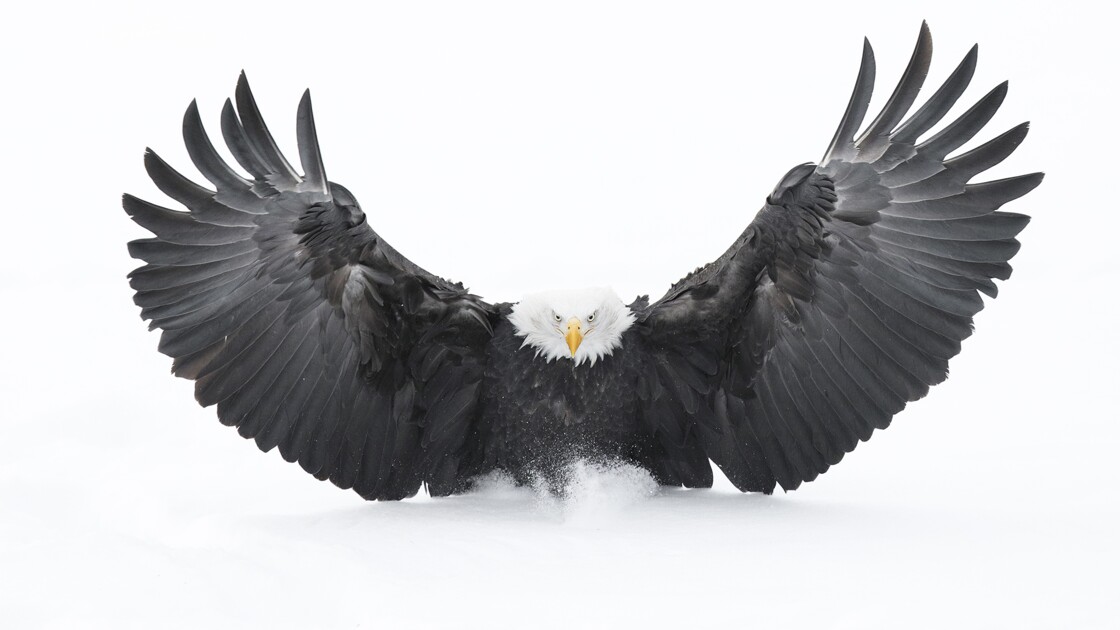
[297, 88, 329, 194]
[234, 73, 300, 184]
[822, 37, 877, 164]
[855, 21, 934, 155]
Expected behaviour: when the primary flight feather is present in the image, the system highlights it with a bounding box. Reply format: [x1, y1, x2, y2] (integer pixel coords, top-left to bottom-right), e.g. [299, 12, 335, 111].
[124, 23, 1041, 500]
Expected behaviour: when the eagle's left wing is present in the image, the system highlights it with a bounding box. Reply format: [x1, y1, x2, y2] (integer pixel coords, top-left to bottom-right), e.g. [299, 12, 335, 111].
[124, 75, 495, 500]
[634, 23, 1042, 493]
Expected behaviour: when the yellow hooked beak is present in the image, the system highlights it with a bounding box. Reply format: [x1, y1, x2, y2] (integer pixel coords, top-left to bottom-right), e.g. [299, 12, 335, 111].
[565, 317, 583, 357]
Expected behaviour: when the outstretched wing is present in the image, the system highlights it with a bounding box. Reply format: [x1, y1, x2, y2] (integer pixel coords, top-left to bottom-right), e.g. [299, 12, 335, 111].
[125, 74, 495, 500]
[636, 23, 1042, 493]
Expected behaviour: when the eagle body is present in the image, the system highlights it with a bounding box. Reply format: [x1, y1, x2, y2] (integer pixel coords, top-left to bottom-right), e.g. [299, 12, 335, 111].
[124, 23, 1042, 501]
[475, 313, 657, 488]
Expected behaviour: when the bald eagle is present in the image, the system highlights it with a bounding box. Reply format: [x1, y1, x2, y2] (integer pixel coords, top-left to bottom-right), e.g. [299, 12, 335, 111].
[124, 23, 1041, 500]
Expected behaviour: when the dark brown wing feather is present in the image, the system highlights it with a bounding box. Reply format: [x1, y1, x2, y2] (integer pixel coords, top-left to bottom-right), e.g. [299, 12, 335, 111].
[637, 23, 1041, 492]
[125, 74, 495, 500]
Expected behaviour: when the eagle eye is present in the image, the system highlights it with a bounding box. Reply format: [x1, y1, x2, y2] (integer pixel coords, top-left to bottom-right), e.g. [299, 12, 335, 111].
[587, 313, 596, 322]
[553, 314, 562, 322]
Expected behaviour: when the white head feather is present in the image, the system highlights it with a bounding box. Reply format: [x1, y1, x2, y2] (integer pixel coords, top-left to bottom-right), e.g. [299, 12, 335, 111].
[508, 287, 636, 367]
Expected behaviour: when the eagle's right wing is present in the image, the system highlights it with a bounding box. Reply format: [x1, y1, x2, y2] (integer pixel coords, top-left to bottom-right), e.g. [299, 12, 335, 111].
[635, 23, 1041, 493]
[125, 74, 495, 500]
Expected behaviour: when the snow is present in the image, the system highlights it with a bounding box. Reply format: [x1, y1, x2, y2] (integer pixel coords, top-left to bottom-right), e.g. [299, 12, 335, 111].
[6, 439, 1115, 628]
[2, 1, 1117, 628]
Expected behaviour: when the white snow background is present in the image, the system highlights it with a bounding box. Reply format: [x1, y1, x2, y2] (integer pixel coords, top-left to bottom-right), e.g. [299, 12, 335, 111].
[2, 1, 1116, 628]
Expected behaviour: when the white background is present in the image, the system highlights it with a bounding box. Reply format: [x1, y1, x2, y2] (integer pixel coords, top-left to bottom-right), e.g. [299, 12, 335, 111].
[2, 1, 1116, 628]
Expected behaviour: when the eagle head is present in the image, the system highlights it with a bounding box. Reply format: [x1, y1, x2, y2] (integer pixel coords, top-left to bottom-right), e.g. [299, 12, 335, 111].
[508, 287, 635, 367]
